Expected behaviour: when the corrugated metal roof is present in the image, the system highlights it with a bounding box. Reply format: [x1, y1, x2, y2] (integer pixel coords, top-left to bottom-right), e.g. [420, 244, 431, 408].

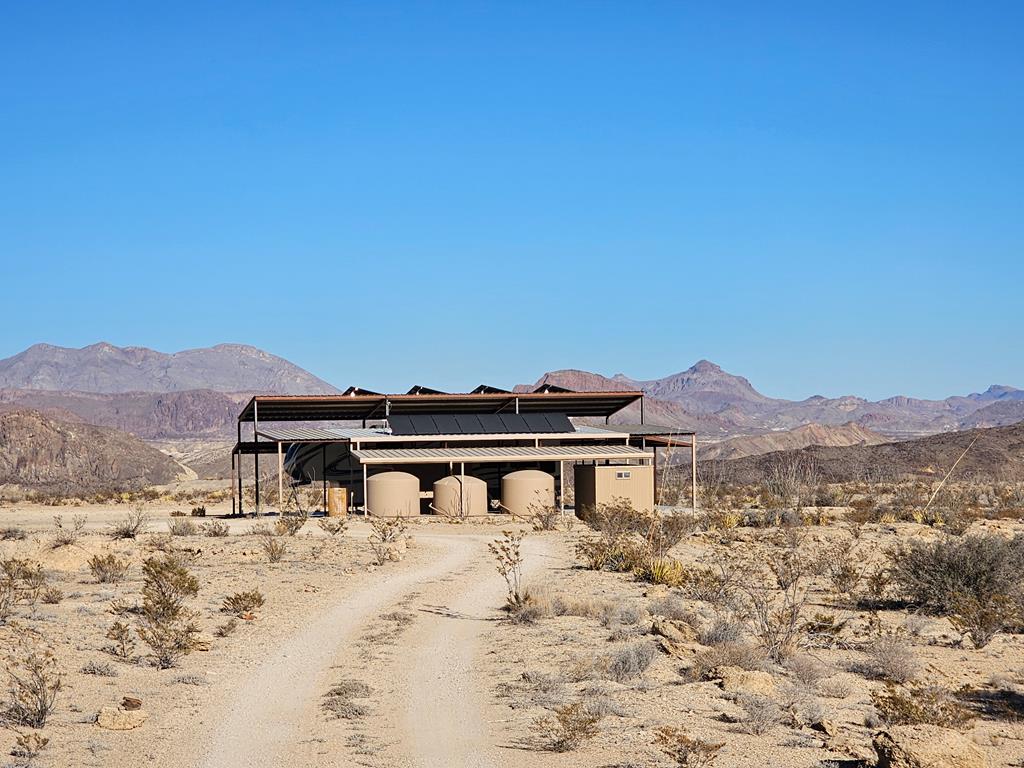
[351, 445, 653, 465]
[256, 426, 388, 442]
[256, 426, 633, 444]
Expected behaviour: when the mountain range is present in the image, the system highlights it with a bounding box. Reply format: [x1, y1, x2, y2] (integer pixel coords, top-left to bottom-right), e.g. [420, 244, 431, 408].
[520, 361, 1024, 439]
[0, 342, 1022, 492]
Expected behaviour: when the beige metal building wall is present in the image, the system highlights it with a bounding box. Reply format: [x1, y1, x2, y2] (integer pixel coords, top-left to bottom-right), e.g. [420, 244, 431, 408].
[574, 464, 654, 513]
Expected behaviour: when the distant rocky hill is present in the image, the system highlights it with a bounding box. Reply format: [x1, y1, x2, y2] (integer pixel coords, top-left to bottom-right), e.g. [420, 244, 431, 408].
[699, 422, 887, 462]
[521, 362, 1023, 439]
[0, 342, 339, 395]
[0, 388, 242, 439]
[715, 422, 1024, 484]
[0, 410, 183, 493]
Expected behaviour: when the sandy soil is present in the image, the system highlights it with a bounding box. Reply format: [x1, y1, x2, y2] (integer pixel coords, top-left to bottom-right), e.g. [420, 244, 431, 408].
[3, 501, 1024, 767]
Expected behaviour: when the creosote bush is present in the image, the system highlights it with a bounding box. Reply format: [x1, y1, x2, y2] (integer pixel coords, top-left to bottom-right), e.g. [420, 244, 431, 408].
[871, 682, 974, 729]
[88, 553, 130, 583]
[167, 518, 198, 536]
[260, 535, 287, 563]
[105, 620, 136, 660]
[531, 701, 602, 752]
[489, 531, 526, 609]
[368, 517, 407, 565]
[655, 726, 724, 767]
[1, 558, 45, 624]
[136, 555, 201, 668]
[221, 589, 265, 617]
[318, 517, 348, 537]
[51, 514, 86, 548]
[107, 506, 149, 539]
[200, 521, 230, 537]
[859, 635, 919, 684]
[275, 513, 308, 536]
[4, 642, 62, 727]
[606, 641, 657, 682]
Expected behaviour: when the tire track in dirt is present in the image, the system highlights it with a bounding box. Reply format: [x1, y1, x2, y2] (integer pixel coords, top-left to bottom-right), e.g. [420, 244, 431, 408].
[187, 534, 480, 768]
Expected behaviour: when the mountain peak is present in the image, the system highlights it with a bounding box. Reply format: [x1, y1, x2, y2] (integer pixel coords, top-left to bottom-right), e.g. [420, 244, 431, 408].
[688, 359, 723, 374]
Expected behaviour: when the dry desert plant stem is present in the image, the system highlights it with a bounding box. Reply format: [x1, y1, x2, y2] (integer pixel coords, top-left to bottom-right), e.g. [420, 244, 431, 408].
[5, 643, 62, 727]
[530, 701, 601, 751]
[489, 531, 526, 608]
[655, 726, 724, 767]
[51, 514, 86, 547]
[922, 435, 979, 514]
[108, 505, 149, 539]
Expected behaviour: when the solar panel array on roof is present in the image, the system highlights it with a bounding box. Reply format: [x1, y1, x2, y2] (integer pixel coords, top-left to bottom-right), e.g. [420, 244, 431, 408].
[388, 412, 574, 436]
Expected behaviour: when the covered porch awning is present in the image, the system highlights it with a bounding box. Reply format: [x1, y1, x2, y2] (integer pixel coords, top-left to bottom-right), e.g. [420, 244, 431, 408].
[350, 444, 653, 466]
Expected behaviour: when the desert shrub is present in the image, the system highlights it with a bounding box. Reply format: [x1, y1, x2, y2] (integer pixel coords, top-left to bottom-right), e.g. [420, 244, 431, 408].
[260, 535, 287, 563]
[81, 659, 119, 677]
[655, 726, 724, 766]
[530, 504, 562, 531]
[649, 594, 695, 622]
[51, 514, 86, 547]
[4, 643, 61, 727]
[200, 520, 230, 537]
[635, 557, 687, 587]
[682, 563, 736, 605]
[698, 614, 746, 647]
[318, 517, 347, 537]
[858, 635, 918, 683]
[190, 505, 207, 517]
[888, 533, 1024, 646]
[167, 518, 197, 536]
[690, 642, 766, 681]
[12, 731, 49, 759]
[214, 618, 238, 637]
[87, 553, 130, 583]
[818, 539, 863, 597]
[871, 682, 973, 729]
[368, 517, 407, 565]
[599, 600, 643, 627]
[1, 526, 27, 541]
[736, 693, 783, 735]
[489, 531, 527, 609]
[41, 585, 64, 604]
[107, 506, 149, 539]
[784, 654, 828, 687]
[136, 555, 200, 669]
[507, 586, 554, 624]
[274, 513, 308, 536]
[221, 589, 265, 617]
[605, 641, 657, 682]
[105, 620, 136, 660]
[1, 558, 45, 623]
[531, 701, 601, 751]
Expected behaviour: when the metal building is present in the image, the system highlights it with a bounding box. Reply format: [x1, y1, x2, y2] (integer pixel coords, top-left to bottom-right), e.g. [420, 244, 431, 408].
[230, 385, 696, 517]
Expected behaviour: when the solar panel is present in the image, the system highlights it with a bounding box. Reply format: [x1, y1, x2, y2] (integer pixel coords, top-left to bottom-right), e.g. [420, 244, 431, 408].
[477, 414, 506, 433]
[390, 412, 573, 435]
[499, 413, 529, 433]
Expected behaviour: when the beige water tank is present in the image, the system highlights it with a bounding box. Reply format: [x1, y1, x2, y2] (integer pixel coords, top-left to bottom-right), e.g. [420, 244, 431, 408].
[433, 475, 487, 517]
[366, 471, 420, 516]
[501, 470, 555, 516]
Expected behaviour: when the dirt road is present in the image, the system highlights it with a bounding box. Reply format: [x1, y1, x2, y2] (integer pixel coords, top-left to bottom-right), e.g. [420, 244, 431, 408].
[185, 529, 554, 768]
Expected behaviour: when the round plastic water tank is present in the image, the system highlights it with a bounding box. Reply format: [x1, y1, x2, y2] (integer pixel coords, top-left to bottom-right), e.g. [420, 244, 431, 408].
[501, 470, 555, 516]
[433, 475, 487, 517]
[366, 471, 420, 516]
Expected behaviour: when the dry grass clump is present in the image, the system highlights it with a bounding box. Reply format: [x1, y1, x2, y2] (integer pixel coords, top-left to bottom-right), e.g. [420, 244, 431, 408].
[2, 526, 27, 541]
[655, 726, 724, 766]
[858, 635, 919, 684]
[783, 654, 829, 687]
[649, 594, 695, 623]
[221, 589, 265, 617]
[605, 641, 657, 682]
[318, 517, 348, 537]
[634, 557, 688, 587]
[41, 585, 64, 604]
[871, 682, 974, 729]
[167, 518, 198, 536]
[531, 700, 602, 751]
[214, 618, 239, 637]
[107, 506, 149, 539]
[200, 520, 230, 537]
[1, 558, 45, 624]
[50, 514, 86, 547]
[690, 642, 766, 682]
[87, 553, 130, 583]
[81, 659, 119, 677]
[4, 641, 62, 727]
[274, 513, 308, 536]
[368, 517, 408, 565]
[736, 693, 784, 735]
[260, 535, 287, 563]
[887, 533, 1024, 647]
[322, 679, 372, 719]
[136, 555, 201, 668]
[105, 620, 136, 660]
[697, 614, 745, 647]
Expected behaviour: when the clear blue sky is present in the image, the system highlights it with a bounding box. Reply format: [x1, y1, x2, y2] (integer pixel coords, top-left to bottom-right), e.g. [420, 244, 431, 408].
[1, 2, 1021, 400]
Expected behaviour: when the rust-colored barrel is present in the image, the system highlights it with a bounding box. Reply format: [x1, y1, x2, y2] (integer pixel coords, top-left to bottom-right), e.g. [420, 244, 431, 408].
[327, 487, 348, 517]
